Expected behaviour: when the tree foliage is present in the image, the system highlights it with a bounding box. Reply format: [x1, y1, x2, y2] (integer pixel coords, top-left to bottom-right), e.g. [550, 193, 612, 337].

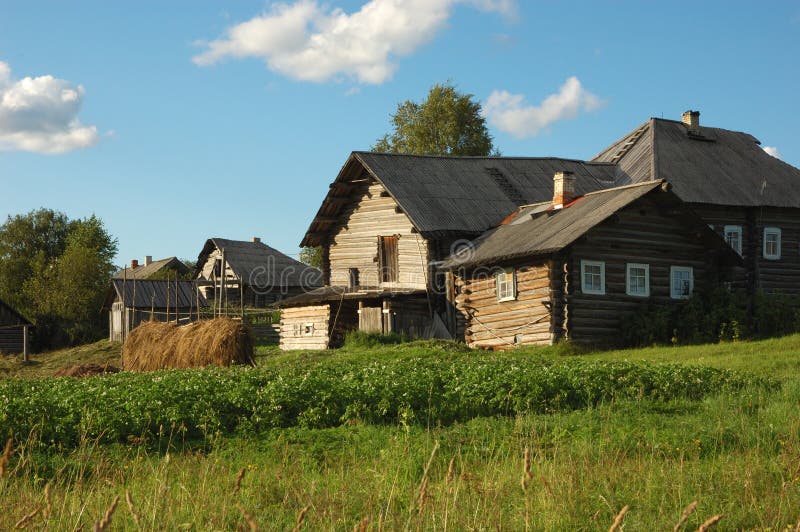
[299, 247, 323, 269]
[0, 209, 118, 349]
[372, 82, 497, 156]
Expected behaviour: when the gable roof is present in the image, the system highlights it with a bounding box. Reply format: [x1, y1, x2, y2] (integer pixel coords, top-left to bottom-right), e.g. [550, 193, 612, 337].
[196, 238, 321, 288]
[302, 152, 618, 246]
[113, 257, 188, 280]
[593, 118, 800, 208]
[0, 297, 32, 326]
[441, 181, 741, 270]
[106, 279, 208, 310]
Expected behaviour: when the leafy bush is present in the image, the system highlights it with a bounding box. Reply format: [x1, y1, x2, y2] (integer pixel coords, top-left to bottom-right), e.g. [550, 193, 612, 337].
[0, 357, 774, 448]
[342, 331, 407, 349]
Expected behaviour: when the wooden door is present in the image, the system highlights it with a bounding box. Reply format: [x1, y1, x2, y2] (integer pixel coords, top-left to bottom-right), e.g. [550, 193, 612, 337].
[379, 236, 399, 283]
[359, 307, 383, 333]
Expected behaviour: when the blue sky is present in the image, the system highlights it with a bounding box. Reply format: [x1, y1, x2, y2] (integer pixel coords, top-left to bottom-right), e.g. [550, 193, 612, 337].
[1, 1, 798, 266]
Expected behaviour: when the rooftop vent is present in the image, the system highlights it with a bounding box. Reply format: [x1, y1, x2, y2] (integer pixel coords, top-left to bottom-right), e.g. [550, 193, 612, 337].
[252, 237, 261, 244]
[144, 255, 152, 266]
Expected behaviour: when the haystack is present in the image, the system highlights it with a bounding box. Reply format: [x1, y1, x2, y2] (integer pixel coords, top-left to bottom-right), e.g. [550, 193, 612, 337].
[122, 318, 254, 372]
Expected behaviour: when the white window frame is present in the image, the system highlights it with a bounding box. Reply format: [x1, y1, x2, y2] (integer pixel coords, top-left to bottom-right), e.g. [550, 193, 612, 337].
[303, 323, 315, 336]
[763, 227, 781, 260]
[496, 268, 517, 302]
[580, 260, 606, 295]
[724, 225, 743, 256]
[670, 266, 694, 300]
[626, 263, 650, 297]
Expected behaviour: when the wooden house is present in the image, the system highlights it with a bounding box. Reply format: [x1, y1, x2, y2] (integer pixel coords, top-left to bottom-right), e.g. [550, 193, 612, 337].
[280, 152, 624, 349]
[592, 111, 800, 297]
[279, 112, 800, 350]
[0, 297, 31, 357]
[195, 237, 321, 308]
[104, 279, 207, 342]
[113, 256, 189, 280]
[441, 178, 741, 348]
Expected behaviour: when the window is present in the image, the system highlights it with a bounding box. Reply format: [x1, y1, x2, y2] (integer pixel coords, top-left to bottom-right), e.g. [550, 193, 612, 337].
[348, 268, 359, 288]
[724, 225, 743, 256]
[763, 227, 781, 260]
[378, 236, 399, 283]
[292, 323, 302, 336]
[626, 263, 650, 297]
[496, 268, 517, 302]
[670, 266, 694, 299]
[581, 260, 605, 295]
[303, 323, 315, 336]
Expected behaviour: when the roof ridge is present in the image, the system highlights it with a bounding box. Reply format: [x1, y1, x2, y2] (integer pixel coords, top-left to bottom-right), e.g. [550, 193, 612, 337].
[356, 151, 614, 165]
[582, 179, 664, 197]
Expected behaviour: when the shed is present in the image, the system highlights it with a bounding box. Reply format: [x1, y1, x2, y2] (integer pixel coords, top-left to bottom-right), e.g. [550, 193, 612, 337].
[103, 279, 208, 342]
[0, 297, 32, 357]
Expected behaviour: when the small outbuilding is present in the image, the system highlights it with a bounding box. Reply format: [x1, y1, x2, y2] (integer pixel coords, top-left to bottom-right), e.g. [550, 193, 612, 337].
[0, 297, 32, 357]
[104, 279, 208, 342]
[113, 256, 189, 280]
[195, 237, 321, 307]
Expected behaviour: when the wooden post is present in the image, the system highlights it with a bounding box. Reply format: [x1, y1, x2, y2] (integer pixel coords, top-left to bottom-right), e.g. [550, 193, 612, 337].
[196, 280, 200, 321]
[122, 267, 127, 342]
[220, 248, 227, 318]
[166, 271, 171, 323]
[132, 275, 137, 332]
[240, 278, 244, 320]
[22, 324, 29, 363]
[175, 273, 179, 324]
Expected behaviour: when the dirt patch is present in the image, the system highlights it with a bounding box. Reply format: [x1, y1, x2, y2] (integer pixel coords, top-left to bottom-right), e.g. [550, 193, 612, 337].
[53, 364, 121, 378]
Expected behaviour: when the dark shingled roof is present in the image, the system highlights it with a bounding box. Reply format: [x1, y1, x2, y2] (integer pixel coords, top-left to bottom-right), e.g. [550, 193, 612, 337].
[113, 257, 188, 280]
[107, 279, 208, 310]
[196, 238, 322, 288]
[0, 297, 32, 326]
[441, 181, 741, 270]
[302, 152, 618, 246]
[593, 118, 800, 208]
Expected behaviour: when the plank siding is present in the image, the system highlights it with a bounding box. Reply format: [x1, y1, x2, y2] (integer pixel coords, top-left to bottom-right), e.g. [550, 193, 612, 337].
[280, 305, 331, 350]
[328, 181, 429, 290]
[567, 197, 719, 343]
[456, 263, 552, 349]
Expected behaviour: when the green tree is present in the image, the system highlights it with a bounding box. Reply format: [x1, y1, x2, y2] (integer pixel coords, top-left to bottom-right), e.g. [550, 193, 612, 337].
[299, 246, 323, 269]
[372, 82, 497, 156]
[0, 209, 118, 349]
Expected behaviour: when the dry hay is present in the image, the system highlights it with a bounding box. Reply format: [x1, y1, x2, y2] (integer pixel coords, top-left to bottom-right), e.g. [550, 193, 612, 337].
[53, 364, 121, 378]
[122, 318, 254, 372]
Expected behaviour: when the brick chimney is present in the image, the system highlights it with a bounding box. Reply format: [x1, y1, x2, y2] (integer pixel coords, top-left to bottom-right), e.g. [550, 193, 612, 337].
[144, 255, 152, 266]
[130, 259, 139, 269]
[252, 237, 261, 244]
[682, 110, 700, 132]
[553, 171, 576, 209]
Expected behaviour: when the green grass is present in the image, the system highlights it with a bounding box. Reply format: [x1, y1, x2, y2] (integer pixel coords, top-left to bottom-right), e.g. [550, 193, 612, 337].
[2, 335, 800, 529]
[0, 340, 121, 379]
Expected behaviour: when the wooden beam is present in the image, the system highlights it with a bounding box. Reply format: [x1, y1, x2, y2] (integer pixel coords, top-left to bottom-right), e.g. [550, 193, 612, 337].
[22, 324, 29, 363]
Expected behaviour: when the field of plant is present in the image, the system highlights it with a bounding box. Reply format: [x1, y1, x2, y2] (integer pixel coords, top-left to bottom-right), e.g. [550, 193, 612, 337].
[1, 335, 800, 530]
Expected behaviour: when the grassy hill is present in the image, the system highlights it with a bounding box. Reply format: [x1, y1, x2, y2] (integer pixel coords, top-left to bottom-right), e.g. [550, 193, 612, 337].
[1, 335, 799, 529]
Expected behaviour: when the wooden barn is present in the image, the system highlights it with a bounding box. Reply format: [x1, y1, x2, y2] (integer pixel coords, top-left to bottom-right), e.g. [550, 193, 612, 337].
[113, 256, 189, 280]
[195, 237, 321, 308]
[442, 178, 741, 348]
[104, 279, 208, 342]
[593, 111, 800, 297]
[0, 297, 31, 357]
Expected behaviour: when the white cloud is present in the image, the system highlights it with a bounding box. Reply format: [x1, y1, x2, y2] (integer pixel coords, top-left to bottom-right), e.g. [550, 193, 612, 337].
[763, 146, 781, 159]
[482, 77, 604, 139]
[0, 61, 99, 154]
[193, 0, 516, 84]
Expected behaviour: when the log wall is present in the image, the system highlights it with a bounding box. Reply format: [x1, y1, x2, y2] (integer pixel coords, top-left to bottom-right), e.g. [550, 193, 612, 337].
[566, 197, 719, 343]
[455, 263, 552, 349]
[328, 181, 429, 290]
[692, 204, 800, 297]
[280, 304, 331, 350]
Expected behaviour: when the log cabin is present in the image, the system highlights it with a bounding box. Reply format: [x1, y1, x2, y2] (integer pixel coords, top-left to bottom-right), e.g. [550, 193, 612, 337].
[279, 152, 625, 349]
[592, 111, 800, 297]
[279, 111, 800, 350]
[0, 297, 31, 357]
[195, 237, 321, 308]
[441, 177, 742, 348]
